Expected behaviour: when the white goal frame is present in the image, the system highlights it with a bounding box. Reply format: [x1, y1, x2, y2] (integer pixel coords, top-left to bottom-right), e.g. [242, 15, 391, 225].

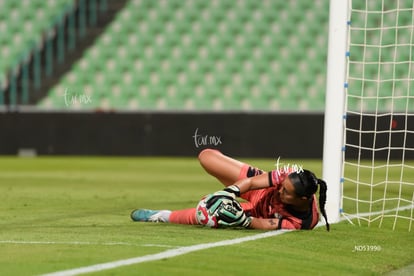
[322, 0, 350, 224]
[323, 0, 414, 230]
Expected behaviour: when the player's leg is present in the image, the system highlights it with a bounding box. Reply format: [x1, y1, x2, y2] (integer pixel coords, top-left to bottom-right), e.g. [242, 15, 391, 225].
[169, 208, 198, 224]
[131, 208, 198, 225]
[198, 148, 265, 186]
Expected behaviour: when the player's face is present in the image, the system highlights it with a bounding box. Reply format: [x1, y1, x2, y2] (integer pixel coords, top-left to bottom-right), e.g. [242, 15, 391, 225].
[279, 177, 300, 205]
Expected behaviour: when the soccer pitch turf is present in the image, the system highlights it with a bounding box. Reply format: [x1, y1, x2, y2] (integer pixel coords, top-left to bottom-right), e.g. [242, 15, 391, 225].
[0, 157, 413, 275]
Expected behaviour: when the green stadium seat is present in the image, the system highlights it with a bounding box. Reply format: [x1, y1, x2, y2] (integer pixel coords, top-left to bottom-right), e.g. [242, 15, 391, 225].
[1, 0, 77, 105]
[38, 0, 412, 112]
[279, 98, 299, 111]
[217, 96, 239, 111]
[107, 90, 130, 109]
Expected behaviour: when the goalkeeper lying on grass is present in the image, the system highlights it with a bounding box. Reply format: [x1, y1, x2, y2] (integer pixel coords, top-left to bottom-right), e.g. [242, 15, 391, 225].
[131, 149, 330, 231]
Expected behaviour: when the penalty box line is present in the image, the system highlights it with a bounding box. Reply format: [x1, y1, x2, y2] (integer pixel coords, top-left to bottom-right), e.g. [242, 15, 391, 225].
[40, 230, 292, 276]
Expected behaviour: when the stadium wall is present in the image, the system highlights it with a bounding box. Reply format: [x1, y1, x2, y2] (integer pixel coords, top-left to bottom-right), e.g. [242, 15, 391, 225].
[1, 112, 411, 158]
[0, 112, 324, 158]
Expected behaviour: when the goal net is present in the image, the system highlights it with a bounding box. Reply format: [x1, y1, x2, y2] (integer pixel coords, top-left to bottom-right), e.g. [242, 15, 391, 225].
[341, 0, 414, 231]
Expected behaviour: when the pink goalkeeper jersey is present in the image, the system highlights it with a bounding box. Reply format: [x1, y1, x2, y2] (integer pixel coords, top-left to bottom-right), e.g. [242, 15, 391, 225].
[239, 171, 320, 230]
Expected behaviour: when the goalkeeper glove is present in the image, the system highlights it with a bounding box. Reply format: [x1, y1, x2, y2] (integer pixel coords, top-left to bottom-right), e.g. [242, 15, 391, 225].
[223, 185, 241, 197]
[216, 199, 252, 228]
[205, 191, 233, 214]
[206, 185, 240, 208]
[204, 191, 251, 228]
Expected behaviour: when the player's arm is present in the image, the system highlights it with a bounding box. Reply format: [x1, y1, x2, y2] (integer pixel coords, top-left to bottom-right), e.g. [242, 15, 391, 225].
[231, 169, 289, 194]
[248, 217, 280, 230]
[232, 172, 271, 194]
[222, 170, 287, 198]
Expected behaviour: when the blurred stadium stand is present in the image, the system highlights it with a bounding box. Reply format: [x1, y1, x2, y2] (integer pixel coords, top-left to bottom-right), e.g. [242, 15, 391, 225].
[0, 0, 329, 111]
[1, 0, 411, 112]
[0, 0, 410, 111]
[0, 0, 127, 109]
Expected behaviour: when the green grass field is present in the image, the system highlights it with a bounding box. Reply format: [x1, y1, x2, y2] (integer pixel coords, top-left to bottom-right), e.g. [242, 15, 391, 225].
[0, 157, 413, 275]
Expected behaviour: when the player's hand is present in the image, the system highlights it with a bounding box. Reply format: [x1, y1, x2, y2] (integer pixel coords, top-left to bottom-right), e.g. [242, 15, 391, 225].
[216, 199, 252, 228]
[204, 192, 251, 228]
[205, 185, 240, 212]
[205, 191, 235, 214]
[223, 185, 241, 197]
[207, 186, 238, 206]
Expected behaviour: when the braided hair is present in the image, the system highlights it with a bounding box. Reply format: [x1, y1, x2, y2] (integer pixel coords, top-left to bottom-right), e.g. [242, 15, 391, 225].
[288, 169, 330, 231]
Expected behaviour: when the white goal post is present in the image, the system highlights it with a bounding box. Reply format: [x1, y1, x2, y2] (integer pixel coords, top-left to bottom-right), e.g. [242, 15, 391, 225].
[323, 0, 414, 231]
[322, 0, 349, 224]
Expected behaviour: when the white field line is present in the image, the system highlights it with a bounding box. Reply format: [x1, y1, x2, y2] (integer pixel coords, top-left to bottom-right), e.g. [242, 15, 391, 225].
[36, 204, 414, 276]
[40, 230, 292, 276]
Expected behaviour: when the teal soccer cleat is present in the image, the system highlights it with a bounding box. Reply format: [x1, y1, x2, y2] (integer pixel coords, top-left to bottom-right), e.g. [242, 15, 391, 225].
[130, 209, 170, 222]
